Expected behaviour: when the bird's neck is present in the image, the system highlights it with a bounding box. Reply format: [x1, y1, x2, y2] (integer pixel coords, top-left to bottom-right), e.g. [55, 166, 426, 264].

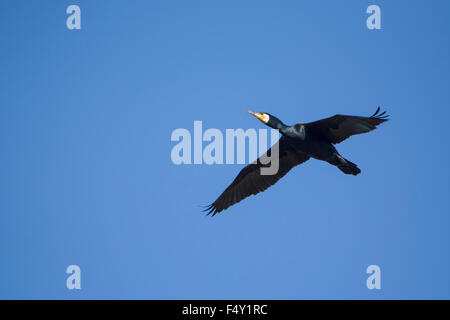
[274, 122, 289, 132]
[277, 123, 301, 139]
[268, 118, 295, 137]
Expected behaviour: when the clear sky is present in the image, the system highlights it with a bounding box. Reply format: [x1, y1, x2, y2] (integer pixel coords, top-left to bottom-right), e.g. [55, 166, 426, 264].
[1, 0, 449, 299]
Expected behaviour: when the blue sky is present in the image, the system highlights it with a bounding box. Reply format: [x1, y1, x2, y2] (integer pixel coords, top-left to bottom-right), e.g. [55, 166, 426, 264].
[0, 0, 449, 299]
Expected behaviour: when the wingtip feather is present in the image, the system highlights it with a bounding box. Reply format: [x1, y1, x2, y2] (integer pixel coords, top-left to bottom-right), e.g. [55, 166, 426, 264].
[370, 107, 390, 120]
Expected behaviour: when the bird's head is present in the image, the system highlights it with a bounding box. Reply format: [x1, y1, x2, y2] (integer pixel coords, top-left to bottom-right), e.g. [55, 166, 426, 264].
[248, 110, 284, 130]
[248, 110, 270, 124]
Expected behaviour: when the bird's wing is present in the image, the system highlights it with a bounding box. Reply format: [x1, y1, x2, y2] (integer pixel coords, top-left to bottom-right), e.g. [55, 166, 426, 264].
[204, 137, 310, 216]
[305, 107, 389, 144]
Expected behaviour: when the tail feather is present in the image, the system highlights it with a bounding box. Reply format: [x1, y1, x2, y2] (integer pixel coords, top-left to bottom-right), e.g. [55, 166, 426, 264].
[337, 158, 361, 176]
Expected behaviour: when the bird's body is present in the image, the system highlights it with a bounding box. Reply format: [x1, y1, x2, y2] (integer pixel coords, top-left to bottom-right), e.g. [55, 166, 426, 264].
[283, 124, 359, 175]
[204, 108, 389, 216]
[284, 125, 335, 160]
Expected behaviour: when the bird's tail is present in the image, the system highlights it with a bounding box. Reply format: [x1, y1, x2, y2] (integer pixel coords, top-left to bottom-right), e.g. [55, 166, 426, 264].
[337, 157, 361, 176]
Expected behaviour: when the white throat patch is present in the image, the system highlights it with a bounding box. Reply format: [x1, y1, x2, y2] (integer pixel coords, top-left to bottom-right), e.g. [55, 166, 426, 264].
[261, 113, 270, 123]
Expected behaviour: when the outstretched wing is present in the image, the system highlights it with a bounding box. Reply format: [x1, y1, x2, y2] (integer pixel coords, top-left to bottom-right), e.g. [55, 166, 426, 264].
[305, 107, 389, 144]
[204, 137, 310, 216]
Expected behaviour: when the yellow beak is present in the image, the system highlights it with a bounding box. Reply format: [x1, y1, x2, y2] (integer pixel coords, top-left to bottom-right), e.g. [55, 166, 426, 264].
[248, 110, 264, 121]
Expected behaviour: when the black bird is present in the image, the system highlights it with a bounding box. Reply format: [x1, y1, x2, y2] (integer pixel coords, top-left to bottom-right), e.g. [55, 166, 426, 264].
[204, 107, 389, 216]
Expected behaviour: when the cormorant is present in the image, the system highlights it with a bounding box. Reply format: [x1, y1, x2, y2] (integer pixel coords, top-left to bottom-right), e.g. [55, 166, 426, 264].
[204, 107, 389, 216]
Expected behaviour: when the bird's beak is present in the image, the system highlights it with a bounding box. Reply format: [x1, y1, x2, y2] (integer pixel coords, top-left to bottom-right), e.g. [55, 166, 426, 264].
[248, 110, 264, 121]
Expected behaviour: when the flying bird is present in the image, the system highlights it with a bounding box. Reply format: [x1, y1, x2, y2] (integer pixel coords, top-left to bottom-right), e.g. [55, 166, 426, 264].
[204, 107, 389, 216]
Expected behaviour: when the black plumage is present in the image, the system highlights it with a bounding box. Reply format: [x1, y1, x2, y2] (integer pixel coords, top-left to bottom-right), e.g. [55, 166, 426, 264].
[205, 107, 389, 216]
